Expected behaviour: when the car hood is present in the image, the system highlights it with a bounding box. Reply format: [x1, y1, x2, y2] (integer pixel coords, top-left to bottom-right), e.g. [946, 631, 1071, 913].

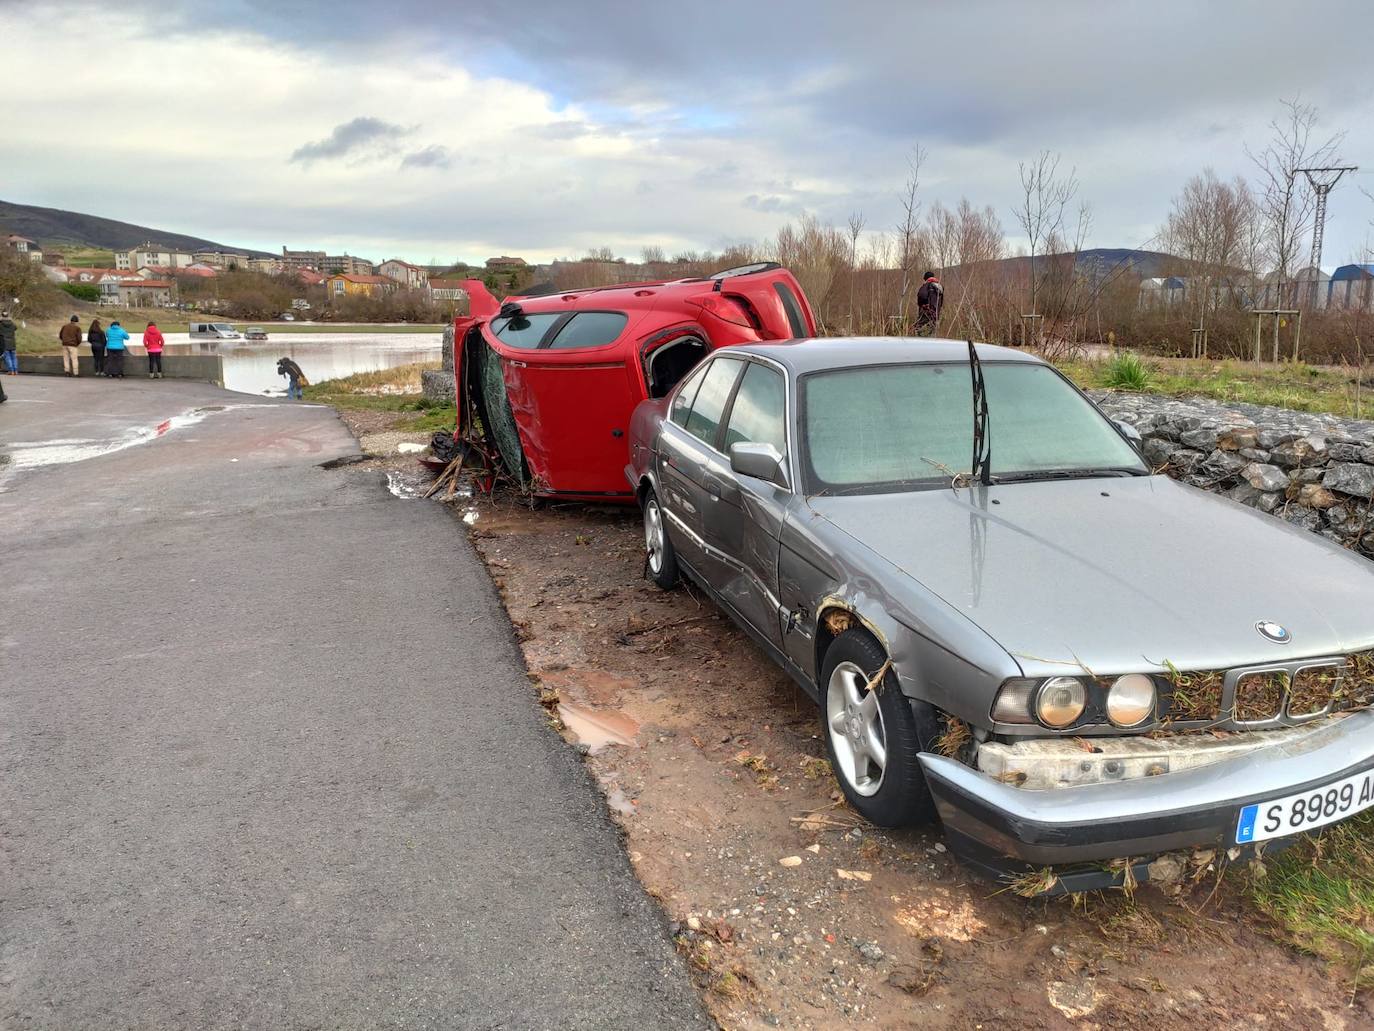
[808, 476, 1374, 676]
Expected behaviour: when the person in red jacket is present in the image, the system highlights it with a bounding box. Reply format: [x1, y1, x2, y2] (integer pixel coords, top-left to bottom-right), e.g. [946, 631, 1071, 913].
[144, 322, 165, 379]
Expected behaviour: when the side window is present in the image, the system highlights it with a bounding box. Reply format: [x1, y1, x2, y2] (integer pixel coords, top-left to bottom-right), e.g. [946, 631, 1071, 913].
[491, 312, 563, 348]
[723, 363, 787, 456]
[669, 362, 709, 427]
[547, 312, 627, 350]
[773, 282, 807, 337]
[682, 358, 744, 446]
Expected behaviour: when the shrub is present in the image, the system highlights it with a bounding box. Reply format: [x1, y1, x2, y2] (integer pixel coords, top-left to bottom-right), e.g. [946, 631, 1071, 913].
[1102, 352, 1154, 391]
[60, 282, 100, 302]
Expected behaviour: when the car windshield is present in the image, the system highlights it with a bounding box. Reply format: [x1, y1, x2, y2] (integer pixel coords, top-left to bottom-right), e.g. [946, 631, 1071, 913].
[212, 324, 235, 332]
[801, 361, 1146, 494]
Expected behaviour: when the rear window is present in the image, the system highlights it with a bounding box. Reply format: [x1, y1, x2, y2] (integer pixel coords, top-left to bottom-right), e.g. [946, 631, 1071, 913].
[491, 312, 562, 349]
[547, 312, 627, 350]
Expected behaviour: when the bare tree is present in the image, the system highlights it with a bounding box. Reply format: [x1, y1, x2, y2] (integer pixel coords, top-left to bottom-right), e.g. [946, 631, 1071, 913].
[1162, 170, 1256, 341]
[1014, 150, 1079, 318]
[846, 211, 865, 332]
[895, 145, 928, 326]
[771, 214, 848, 332]
[1247, 97, 1344, 307]
[640, 245, 666, 265]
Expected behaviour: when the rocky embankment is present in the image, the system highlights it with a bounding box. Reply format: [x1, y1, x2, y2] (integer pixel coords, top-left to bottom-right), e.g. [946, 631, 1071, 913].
[1094, 392, 1374, 557]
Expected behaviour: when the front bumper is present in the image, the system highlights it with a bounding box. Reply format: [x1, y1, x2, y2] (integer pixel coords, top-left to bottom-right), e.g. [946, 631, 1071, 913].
[919, 708, 1374, 868]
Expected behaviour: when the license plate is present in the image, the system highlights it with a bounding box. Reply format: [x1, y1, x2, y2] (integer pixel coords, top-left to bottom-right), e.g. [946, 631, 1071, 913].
[1236, 770, 1374, 844]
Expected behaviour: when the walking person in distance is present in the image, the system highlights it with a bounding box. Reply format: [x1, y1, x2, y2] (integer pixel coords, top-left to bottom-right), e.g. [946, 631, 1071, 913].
[0, 310, 17, 375]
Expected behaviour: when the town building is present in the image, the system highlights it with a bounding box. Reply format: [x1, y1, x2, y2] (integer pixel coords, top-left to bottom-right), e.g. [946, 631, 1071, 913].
[427, 279, 470, 303]
[6, 235, 43, 263]
[281, 246, 327, 271]
[295, 268, 327, 287]
[378, 259, 429, 289]
[192, 250, 251, 270]
[247, 257, 285, 275]
[325, 273, 394, 299]
[138, 264, 218, 279]
[114, 243, 195, 271]
[101, 277, 177, 307]
[322, 254, 375, 276]
[485, 255, 527, 270]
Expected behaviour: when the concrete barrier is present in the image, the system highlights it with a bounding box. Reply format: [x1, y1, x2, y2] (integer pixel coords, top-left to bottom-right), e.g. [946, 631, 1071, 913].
[17, 352, 224, 384]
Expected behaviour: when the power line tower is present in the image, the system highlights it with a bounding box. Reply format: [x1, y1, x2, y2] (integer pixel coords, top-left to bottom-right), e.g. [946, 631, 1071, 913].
[1296, 164, 1358, 272]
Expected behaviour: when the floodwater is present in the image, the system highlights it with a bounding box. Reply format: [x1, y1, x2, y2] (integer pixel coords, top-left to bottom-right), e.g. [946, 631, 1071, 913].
[148, 331, 443, 396]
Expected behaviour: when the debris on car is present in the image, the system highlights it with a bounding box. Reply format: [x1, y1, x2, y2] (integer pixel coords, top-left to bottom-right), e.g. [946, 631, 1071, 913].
[442, 263, 817, 501]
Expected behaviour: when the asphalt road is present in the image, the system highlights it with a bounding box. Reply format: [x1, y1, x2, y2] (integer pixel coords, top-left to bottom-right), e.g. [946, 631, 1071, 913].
[0, 377, 707, 1029]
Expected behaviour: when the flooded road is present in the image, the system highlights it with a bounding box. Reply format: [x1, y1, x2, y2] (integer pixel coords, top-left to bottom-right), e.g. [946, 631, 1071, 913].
[151, 331, 443, 395]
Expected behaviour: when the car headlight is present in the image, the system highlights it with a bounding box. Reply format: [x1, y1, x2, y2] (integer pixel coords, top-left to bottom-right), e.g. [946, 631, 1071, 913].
[1035, 677, 1087, 728]
[1105, 673, 1156, 727]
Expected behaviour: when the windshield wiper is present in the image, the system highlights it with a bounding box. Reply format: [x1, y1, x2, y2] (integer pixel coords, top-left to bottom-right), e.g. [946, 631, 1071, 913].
[968, 340, 992, 487]
[994, 466, 1149, 483]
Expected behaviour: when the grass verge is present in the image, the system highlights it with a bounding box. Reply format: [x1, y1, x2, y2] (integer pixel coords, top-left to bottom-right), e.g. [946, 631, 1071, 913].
[303, 362, 455, 432]
[1059, 355, 1373, 421]
[1251, 812, 1374, 991]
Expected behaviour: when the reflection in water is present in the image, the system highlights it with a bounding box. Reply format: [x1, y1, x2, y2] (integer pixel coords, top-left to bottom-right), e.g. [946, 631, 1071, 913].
[155, 331, 443, 396]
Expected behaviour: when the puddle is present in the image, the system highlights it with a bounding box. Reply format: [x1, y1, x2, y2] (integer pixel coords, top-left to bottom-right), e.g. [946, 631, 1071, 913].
[557, 700, 640, 752]
[605, 784, 637, 817]
[5, 403, 278, 469]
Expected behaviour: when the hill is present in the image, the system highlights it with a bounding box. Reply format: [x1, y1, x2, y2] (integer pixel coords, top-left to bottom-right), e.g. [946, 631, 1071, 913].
[0, 199, 271, 258]
[966, 248, 1183, 281]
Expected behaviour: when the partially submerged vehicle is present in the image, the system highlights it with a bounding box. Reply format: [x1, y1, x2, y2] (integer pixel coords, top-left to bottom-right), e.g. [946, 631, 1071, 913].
[244, 327, 268, 341]
[448, 263, 816, 501]
[188, 321, 242, 341]
[626, 336, 1374, 891]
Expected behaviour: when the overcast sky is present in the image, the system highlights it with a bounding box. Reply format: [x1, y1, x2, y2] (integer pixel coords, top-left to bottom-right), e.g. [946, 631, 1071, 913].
[4, 0, 1373, 266]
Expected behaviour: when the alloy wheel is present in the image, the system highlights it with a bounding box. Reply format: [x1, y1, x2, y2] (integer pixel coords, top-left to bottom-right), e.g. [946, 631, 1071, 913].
[826, 661, 888, 797]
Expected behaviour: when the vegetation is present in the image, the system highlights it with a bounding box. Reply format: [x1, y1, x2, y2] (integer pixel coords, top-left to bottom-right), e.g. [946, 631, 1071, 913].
[1251, 812, 1374, 990]
[60, 283, 100, 302]
[1059, 355, 1372, 421]
[1100, 352, 1154, 391]
[302, 362, 454, 431]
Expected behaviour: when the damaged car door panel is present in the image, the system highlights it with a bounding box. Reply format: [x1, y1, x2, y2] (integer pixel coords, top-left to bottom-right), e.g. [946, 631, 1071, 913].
[628, 336, 1374, 892]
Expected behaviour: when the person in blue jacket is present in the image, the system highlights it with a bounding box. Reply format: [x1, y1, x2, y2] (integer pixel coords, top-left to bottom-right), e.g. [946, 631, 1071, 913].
[104, 321, 131, 378]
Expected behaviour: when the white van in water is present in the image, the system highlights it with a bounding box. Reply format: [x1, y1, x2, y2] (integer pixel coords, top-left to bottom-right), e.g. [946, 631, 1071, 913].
[189, 321, 242, 340]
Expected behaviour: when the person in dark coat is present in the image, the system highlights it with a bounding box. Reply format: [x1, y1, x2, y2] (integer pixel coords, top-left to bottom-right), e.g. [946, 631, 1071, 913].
[88, 318, 107, 375]
[915, 271, 944, 336]
[0, 310, 17, 375]
[59, 315, 83, 376]
[277, 357, 307, 400]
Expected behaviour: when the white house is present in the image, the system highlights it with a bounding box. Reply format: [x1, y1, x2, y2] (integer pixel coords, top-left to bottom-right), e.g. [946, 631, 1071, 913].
[379, 259, 429, 289]
[6, 234, 43, 263]
[115, 243, 195, 271]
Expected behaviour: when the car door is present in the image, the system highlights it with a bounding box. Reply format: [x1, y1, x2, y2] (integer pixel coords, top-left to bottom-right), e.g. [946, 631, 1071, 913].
[654, 356, 745, 581]
[699, 359, 791, 647]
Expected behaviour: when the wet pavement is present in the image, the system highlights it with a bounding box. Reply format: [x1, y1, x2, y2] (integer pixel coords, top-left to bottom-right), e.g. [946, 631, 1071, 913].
[0, 376, 707, 1029]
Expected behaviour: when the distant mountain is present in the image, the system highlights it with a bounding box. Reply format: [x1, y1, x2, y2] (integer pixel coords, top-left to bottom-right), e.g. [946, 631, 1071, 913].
[0, 199, 272, 257]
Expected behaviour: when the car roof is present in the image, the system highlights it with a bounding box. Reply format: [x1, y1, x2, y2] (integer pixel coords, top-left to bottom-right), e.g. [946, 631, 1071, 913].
[717, 337, 1046, 374]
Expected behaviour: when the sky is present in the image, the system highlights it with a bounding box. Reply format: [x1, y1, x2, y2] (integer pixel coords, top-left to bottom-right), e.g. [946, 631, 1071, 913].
[4, 0, 1374, 267]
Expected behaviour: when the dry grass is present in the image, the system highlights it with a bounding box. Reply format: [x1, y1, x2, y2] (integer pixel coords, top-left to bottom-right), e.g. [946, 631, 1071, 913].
[1290, 665, 1342, 717]
[932, 717, 971, 758]
[1160, 663, 1226, 722]
[1234, 671, 1289, 723]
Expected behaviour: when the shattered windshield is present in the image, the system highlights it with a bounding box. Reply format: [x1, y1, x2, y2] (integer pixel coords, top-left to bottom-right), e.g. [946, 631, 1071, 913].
[801, 362, 1145, 494]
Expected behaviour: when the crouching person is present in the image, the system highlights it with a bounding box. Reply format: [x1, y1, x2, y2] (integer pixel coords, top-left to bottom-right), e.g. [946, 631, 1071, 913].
[277, 357, 307, 400]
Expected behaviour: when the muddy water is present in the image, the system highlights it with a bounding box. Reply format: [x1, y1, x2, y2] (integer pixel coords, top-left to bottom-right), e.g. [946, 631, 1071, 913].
[149, 331, 442, 395]
[557, 700, 640, 752]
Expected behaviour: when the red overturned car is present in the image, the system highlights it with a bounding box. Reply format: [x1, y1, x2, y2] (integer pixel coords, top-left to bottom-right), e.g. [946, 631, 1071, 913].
[448, 263, 816, 501]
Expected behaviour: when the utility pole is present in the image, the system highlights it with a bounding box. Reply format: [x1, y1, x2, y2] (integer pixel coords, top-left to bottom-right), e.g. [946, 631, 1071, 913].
[1296, 165, 1358, 294]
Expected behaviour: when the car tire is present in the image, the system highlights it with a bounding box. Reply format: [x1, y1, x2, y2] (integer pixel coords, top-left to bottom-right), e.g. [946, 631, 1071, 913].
[821, 629, 935, 827]
[642, 487, 679, 590]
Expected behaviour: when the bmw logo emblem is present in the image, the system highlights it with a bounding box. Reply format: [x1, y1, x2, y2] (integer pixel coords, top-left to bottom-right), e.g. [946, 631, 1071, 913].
[1256, 620, 1292, 644]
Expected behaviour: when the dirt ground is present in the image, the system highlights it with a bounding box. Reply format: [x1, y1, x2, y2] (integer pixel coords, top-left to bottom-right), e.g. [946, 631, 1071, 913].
[342, 413, 1370, 1030]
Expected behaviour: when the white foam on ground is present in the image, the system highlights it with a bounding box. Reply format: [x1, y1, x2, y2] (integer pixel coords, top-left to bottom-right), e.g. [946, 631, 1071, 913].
[5, 403, 280, 469]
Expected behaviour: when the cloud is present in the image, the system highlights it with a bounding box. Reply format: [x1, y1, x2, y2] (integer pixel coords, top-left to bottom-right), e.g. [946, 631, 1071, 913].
[400, 145, 452, 170]
[291, 116, 412, 165]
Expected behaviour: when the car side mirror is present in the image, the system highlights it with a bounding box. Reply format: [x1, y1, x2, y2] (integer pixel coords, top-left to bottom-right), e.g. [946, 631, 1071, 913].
[730, 442, 790, 489]
[1113, 419, 1143, 446]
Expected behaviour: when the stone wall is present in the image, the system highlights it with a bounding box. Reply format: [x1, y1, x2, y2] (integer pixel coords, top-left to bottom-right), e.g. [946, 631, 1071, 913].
[1093, 391, 1374, 558]
[18, 352, 224, 384]
[420, 323, 456, 402]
